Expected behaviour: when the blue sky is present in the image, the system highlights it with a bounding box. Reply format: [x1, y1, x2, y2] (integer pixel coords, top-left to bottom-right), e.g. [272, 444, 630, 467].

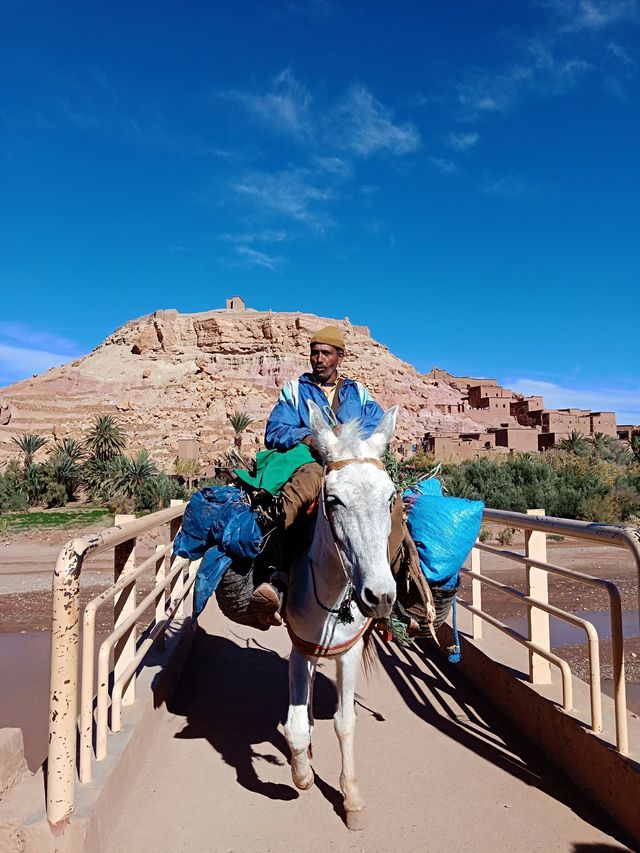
[1, 0, 639, 421]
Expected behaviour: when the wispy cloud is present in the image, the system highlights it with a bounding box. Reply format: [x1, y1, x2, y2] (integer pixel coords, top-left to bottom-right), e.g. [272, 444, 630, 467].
[447, 131, 479, 151]
[0, 323, 84, 385]
[217, 72, 420, 253]
[329, 85, 420, 157]
[225, 69, 314, 141]
[0, 322, 80, 355]
[232, 168, 335, 232]
[313, 155, 353, 177]
[481, 172, 533, 198]
[429, 156, 457, 174]
[453, 1, 638, 119]
[226, 72, 420, 160]
[506, 377, 640, 423]
[221, 229, 288, 244]
[542, 0, 639, 32]
[0, 341, 81, 386]
[234, 245, 284, 272]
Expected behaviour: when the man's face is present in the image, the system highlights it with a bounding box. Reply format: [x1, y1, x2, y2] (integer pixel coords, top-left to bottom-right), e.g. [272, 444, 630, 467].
[310, 343, 343, 383]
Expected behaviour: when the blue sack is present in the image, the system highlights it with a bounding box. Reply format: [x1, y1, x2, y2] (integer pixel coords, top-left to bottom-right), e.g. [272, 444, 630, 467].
[404, 480, 484, 591]
[193, 546, 232, 619]
[172, 485, 264, 618]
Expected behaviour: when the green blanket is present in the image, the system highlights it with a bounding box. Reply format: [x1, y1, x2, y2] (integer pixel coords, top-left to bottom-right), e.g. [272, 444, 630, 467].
[233, 444, 315, 495]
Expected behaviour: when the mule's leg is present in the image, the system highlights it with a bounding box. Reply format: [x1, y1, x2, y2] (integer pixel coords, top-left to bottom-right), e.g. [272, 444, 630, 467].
[307, 664, 317, 758]
[284, 647, 316, 790]
[334, 641, 366, 831]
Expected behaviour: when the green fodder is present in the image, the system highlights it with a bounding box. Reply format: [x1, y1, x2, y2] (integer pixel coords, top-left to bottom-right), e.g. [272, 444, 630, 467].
[0, 508, 111, 532]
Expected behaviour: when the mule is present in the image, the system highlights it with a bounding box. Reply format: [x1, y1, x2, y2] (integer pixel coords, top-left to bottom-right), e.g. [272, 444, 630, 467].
[283, 401, 399, 831]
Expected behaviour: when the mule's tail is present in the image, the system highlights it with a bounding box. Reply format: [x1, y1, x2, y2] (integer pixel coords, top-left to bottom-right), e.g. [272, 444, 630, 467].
[361, 622, 379, 680]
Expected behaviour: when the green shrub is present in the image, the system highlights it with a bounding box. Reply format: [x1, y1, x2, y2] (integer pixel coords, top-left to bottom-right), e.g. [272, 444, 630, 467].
[478, 527, 491, 543]
[498, 528, 515, 545]
[0, 471, 29, 512]
[43, 481, 68, 508]
[135, 474, 187, 513]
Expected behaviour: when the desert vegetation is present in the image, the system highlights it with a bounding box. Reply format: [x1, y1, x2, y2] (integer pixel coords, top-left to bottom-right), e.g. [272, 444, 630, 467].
[0, 415, 187, 516]
[388, 435, 640, 524]
[2, 417, 639, 526]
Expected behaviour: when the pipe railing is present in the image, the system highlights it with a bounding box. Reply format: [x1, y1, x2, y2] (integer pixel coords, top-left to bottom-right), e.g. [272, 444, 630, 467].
[46, 501, 639, 828]
[47, 501, 186, 828]
[459, 569, 603, 732]
[459, 603, 574, 712]
[459, 507, 639, 756]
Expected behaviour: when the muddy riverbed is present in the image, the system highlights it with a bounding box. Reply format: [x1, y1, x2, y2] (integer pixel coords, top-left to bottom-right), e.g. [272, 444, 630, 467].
[1, 523, 639, 770]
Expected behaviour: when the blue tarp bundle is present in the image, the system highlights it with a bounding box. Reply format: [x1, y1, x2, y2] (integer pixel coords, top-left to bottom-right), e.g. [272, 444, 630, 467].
[403, 479, 484, 664]
[403, 479, 484, 590]
[173, 486, 263, 619]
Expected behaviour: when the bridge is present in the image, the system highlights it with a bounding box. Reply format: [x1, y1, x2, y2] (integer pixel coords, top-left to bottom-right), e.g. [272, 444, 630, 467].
[1, 503, 639, 852]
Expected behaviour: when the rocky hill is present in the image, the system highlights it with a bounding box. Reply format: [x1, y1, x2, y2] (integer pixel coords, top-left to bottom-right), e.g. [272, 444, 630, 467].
[0, 305, 489, 469]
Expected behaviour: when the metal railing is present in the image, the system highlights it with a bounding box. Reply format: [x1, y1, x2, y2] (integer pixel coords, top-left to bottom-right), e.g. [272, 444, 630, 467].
[44, 500, 640, 827]
[458, 508, 640, 757]
[47, 501, 189, 828]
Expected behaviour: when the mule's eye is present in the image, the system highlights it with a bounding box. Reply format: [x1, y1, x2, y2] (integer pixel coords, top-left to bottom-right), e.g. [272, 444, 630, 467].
[326, 494, 344, 507]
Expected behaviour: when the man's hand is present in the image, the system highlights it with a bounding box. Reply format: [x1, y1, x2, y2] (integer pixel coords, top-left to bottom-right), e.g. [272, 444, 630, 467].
[302, 435, 315, 448]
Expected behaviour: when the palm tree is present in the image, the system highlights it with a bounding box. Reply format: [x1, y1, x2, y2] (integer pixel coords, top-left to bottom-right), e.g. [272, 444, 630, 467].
[589, 432, 608, 456]
[559, 430, 589, 455]
[229, 411, 253, 450]
[631, 435, 640, 464]
[53, 437, 86, 464]
[11, 433, 49, 466]
[111, 450, 158, 498]
[21, 462, 47, 504]
[46, 446, 83, 502]
[84, 415, 127, 461]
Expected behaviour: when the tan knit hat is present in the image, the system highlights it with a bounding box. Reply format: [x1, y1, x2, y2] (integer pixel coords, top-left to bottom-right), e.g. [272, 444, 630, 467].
[310, 325, 345, 351]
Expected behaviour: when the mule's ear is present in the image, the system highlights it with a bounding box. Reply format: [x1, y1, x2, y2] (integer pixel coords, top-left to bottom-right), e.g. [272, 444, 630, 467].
[366, 406, 399, 458]
[307, 400, 338, 461]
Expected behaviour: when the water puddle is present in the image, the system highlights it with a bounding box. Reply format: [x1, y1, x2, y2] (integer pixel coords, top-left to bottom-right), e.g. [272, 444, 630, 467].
[0, 630, 109, 771]
[0, 632, 51, 770]
[501, 610, 639, 647]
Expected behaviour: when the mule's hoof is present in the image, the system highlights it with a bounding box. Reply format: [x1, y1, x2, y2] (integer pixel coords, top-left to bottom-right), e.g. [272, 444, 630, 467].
[346, 807, 366, 831]
[294, 770, 315, 791]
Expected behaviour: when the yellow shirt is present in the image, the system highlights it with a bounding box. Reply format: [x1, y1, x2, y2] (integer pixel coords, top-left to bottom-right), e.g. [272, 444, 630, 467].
[321, 379, 339, 408]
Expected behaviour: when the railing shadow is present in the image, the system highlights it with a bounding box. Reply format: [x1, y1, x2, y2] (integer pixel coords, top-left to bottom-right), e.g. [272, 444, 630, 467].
[168, 626, 338, 803]
[375, 634, 634, 850]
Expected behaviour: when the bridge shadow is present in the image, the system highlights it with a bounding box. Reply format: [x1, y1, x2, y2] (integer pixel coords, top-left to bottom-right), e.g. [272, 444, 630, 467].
[375, 635, 635, 850]
[168, 626, 338, 803]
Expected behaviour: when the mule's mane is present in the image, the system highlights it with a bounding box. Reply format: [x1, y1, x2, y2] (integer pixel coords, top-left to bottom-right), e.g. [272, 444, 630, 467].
[327, 418, 370, 461]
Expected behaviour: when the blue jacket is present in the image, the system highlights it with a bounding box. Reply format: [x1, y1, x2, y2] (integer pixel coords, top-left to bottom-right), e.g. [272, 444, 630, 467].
[265, 373, 384, 451]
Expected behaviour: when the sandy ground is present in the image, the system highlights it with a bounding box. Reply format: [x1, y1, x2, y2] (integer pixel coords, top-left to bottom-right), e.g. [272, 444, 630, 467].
[1, 522, 639, 771]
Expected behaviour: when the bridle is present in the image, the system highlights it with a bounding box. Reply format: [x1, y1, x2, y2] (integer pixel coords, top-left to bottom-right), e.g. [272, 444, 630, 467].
[310, 456, 391, 624]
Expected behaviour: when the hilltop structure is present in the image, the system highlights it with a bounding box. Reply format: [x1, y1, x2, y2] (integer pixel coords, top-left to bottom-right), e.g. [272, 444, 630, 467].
[0, 302, 633, 469]
[0, 301, 481, 470]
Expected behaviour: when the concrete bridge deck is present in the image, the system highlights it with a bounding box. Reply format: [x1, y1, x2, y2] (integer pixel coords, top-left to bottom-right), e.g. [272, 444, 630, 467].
[106, 605, 632, 853]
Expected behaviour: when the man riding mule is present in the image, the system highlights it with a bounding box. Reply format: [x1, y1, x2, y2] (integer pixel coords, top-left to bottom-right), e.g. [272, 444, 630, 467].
[283, 400, 400, 829]
[248, 325, 434, 635]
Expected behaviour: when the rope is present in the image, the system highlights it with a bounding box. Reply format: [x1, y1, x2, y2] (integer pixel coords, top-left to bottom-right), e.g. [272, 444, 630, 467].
[447, 596, 461, 664]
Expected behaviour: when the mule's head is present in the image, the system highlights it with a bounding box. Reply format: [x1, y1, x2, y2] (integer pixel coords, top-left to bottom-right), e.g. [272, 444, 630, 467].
[308, 401, 399, 619]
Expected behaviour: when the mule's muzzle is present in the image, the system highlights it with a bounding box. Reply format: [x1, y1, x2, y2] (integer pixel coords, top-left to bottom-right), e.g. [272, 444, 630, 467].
[357, 586, 396, 619]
